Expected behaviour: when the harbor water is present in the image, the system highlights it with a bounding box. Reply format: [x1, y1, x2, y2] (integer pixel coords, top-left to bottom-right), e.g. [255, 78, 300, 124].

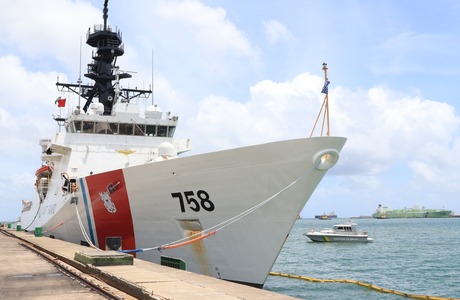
[264, 218, 460, 299]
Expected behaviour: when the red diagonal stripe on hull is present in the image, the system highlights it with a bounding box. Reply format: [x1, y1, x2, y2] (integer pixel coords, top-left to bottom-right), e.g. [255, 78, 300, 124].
[85, 169, 136, 254]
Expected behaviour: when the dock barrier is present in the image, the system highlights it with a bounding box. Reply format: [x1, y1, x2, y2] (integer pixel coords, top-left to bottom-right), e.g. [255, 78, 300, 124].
[269, 272, 458, 300]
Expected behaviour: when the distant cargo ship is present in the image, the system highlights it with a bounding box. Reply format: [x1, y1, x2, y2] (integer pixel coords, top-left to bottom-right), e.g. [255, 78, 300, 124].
[315, 212, 337, 220]
[372, 204, 452, 219]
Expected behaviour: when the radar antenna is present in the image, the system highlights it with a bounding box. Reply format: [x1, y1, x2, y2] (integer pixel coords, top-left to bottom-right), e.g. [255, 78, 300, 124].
[56, 0, 151, 115]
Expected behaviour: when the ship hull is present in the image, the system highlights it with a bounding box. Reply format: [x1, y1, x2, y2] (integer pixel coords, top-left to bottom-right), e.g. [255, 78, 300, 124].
[22, 136, 346, 287]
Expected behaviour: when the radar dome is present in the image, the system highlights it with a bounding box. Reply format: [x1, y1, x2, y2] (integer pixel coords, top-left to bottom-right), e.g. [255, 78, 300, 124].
[145, 104, 163, 119]
[90, 102, 104, 115]
[158, 142, 175, 157]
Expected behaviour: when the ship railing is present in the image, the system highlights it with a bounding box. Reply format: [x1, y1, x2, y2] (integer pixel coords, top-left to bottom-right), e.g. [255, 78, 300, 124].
[87, 25, 123, 40]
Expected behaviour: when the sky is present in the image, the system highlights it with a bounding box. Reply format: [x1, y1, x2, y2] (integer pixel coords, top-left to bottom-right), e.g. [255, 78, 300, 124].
[1, 0, 459, 221]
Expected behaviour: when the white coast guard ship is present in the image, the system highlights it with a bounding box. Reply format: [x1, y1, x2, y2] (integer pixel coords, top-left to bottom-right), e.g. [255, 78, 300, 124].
[20, 1, 346, 288]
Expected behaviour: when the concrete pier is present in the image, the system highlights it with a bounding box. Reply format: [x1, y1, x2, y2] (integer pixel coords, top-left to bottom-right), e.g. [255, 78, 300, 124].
[0, 229, 128, 299]
[0, 229, 298, 299]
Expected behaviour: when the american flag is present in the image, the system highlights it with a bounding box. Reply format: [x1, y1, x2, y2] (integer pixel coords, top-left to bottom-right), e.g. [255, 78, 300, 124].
[321, 80, 330, 94]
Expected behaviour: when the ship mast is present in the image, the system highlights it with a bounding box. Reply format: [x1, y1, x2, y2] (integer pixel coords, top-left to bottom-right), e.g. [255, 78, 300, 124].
[56, 0, 151, 115]
[310, 63, 331, 137]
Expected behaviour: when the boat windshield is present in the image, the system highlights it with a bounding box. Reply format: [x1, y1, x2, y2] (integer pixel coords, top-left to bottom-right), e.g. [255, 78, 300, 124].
[334, 225, 355, 232]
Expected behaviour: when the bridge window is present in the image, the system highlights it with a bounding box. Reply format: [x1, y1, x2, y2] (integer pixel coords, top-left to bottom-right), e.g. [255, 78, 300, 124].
[82, 121, 95, 133]
[157, 126, 167, 137]
[168, 126, 176, 137]
[134, 124, 145, 136]
[95, 122, 112, 134]
[73, 121, 83, 132]
[119, 123, 133, 135]
[109, 123, 118, 133]
[146, 125, 156, 136]
[66, 121, 175, 137]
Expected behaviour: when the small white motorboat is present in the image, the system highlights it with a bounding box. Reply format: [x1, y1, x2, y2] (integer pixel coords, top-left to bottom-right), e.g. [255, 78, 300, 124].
[304, 222, 373, 242]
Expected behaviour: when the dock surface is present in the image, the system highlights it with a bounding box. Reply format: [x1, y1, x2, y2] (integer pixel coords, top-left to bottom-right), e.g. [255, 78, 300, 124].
[0, 229, 298, 299]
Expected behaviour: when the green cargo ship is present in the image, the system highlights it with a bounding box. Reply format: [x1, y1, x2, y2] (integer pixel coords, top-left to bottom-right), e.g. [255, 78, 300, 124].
[372, 204, 452, 219]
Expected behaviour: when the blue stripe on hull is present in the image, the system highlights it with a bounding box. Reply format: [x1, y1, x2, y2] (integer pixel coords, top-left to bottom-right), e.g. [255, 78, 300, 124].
[79, 178, 95, 245]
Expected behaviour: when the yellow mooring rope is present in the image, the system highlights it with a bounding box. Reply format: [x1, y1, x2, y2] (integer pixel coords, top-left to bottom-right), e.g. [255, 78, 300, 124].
[269, 272, 459, 300]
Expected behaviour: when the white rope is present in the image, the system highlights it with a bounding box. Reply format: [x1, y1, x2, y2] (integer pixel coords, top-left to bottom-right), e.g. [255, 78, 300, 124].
[75, 205, 100, 250]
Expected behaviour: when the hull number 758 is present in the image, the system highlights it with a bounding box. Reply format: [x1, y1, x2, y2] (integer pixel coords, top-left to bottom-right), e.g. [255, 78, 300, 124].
[171, 190, 215, 212]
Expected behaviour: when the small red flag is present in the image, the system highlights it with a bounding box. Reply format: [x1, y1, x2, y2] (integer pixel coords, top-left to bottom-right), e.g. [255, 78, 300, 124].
[57, 98, 66, 107]
[55, 97, 66, 107]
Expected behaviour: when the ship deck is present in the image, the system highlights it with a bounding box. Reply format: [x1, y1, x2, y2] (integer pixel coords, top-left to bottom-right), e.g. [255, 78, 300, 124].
[1, 228, 297, 300]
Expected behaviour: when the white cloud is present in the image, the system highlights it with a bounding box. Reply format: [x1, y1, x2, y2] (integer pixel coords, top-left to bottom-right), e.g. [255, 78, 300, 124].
[0, 54, 61, 221]
[263, 20, 293, 45]
[0, 55, 58, 111]
[330, 86, 460, 177]
[123, 0, 260, 86]
[0, 0, 99, 73]
[372, 31, 460, 75]
[156, 0, 256, 57]
[185, 72, 325, 152]
[409, 136, 460, 191]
